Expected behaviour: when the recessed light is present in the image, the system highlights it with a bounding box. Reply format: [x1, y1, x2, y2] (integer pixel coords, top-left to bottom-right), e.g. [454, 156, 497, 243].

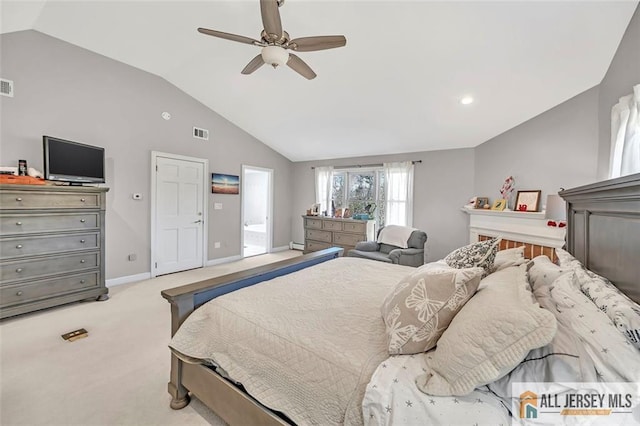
[460, 96, 474, 105]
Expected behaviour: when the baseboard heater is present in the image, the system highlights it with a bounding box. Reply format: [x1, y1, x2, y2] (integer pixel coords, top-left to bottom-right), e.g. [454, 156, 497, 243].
[289, 242, 305, 251]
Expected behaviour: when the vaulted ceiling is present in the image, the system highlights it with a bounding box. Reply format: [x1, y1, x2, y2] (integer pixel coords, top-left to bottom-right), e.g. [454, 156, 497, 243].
[1, 1, 637, 161]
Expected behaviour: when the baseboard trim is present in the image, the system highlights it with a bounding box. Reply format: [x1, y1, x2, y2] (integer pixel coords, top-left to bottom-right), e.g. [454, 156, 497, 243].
[270, 245, 290, 253]
[290, 242, 305, 251]
[106, 272, 152, 288]
[206, 255, 243, 267]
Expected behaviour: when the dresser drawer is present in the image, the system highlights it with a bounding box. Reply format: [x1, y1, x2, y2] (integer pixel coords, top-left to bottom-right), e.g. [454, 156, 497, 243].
[0, 213, 100, 235]
[305, 240, 332, 252]
[333, 232, 365, 246]
[1, 272, 99, 306]
[0, 233, 99, 259]
[305, 229, 332, 243]
[342, 221, 366, 233]
[0, 191, 100, 209]
[1, 252, 99, 284]
[304, 218, 323, 229]
[322, 220, 342, 231]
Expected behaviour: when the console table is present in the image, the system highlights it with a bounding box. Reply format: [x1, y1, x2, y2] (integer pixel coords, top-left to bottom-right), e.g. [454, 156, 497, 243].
[0, 184, 109, 319]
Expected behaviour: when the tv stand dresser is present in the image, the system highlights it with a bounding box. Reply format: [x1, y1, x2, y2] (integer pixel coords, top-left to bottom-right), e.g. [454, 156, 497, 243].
[0, 184, 108, 319]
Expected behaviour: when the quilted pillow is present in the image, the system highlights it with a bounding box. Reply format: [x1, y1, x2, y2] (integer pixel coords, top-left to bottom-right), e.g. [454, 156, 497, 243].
[416, 265, 557, 396]
[381, 266, 484, 355]
[444, 238, 501, 276]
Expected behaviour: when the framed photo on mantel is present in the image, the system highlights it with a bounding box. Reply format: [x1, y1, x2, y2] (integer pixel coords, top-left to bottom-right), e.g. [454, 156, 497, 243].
[515, 190, 541, 212]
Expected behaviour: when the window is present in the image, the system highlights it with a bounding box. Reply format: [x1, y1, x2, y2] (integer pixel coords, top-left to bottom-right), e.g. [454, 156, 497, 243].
[331, 169, 386, 227]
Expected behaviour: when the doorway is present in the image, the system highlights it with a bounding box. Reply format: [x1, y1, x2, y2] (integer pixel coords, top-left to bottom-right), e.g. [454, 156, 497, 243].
[151, 152, 208, 277]
[241, 165, 273, 258]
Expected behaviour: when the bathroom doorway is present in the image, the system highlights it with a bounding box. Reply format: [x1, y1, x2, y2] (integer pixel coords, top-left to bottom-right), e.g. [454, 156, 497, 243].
[241, 165, 273, 257]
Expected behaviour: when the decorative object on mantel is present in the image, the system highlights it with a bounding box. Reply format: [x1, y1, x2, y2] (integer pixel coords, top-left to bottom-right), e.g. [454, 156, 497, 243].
[310, 203, 321, 216]
[545, 194, 567, 228]
[475, 197, 489, 209]
[499, 176, 515, 210]
[514, 190, 541, 212]
[491, 199, 507, 211]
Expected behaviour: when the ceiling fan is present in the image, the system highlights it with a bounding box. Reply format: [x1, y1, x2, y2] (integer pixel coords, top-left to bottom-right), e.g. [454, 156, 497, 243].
[198, 0, 346, 80]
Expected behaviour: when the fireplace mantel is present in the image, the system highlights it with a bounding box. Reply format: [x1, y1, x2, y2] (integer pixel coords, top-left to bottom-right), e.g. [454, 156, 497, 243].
[462, 207, 566, 248]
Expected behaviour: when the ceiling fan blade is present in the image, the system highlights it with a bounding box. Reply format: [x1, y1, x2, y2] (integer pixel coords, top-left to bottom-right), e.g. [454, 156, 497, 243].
[288, 35, 347, 52]
[260, 0, 283, 40]
[197, 27, 261, 46]
[241, 55, 265, 75]
[287, 54, 317, 80]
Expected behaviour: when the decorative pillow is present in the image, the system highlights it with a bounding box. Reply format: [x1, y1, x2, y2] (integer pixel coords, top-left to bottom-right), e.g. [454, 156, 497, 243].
[549, 271, 640, 381]
[416, 264, 557, 396]
[491, 246, 527, 273]
[381, 266, 484, 355]
[443, 238, 501, 277]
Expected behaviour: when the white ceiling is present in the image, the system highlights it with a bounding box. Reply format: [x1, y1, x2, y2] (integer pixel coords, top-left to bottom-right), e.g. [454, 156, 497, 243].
[1, 1, 637, 161]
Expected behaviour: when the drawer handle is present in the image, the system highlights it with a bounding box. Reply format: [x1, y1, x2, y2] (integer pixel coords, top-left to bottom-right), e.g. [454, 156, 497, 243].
[16, 221, 22, 226]
[80, 259, 86, 263]
[80, 198, 86, 202]
[16, 244, 23, 249]
[80, 239, 86, 243]
[16, 268, 23, 273]
[16, 291, 23, 296]
[80, 279, 86, 284]
[16, 197, 22, 202]
[80, 219, 86, 223]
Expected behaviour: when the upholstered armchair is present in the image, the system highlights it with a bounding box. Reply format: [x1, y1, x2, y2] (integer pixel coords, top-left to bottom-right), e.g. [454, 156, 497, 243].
[347, 226, 427, 267]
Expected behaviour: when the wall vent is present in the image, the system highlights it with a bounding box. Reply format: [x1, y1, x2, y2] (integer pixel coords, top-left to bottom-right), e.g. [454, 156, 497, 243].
[193, 127, 209, 141]
[0, 79, 14, 97]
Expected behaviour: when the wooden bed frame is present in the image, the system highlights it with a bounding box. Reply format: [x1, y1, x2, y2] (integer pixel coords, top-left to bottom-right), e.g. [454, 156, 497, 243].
[162, 173, 640, 425]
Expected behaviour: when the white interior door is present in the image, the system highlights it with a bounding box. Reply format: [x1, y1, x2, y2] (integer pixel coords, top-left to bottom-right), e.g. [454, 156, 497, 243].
[241, 165, 273, 258]
[153, 153, 207, 276]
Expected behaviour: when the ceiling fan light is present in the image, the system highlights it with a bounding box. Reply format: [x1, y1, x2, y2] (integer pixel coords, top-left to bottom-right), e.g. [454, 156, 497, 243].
[261, 45, 289, 67]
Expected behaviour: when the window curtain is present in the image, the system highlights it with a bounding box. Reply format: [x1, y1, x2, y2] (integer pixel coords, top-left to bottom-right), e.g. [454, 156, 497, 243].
[314, 166, 333, 215]
[384, 161, 414, 226]
[609, 84, 640, 179]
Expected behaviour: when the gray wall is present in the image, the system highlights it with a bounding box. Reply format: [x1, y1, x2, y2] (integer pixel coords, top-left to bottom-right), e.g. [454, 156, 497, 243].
[474, 87, 600, 207]
[597, 5, 640, 180]
[291, 149, 475, 262]
[0, 30, 293, 280]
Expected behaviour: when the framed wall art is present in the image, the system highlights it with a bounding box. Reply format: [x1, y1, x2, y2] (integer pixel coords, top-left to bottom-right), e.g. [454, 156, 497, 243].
[212, 173, 239, 194]
[515, 190, 541, 212]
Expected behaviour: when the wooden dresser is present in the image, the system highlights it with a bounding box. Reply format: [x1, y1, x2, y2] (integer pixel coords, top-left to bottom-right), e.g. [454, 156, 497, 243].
[0, 184, 109, 319]
[302, 215, 375, 255]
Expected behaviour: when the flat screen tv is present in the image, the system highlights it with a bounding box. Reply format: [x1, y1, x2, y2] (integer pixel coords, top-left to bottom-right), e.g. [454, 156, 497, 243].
[43, 136, 105, 184]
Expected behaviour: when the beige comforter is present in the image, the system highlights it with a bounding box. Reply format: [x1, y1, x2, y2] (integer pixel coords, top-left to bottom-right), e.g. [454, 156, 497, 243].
[170, 257, 413, 425]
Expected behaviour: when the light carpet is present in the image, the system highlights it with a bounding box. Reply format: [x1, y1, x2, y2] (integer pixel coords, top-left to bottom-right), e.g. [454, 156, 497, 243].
[0, 250, 301, 425]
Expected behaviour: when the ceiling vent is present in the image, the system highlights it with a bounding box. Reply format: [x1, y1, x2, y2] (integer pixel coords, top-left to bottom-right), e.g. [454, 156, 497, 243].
[193, 127, 209, 141]
[0, 79, 14, 97]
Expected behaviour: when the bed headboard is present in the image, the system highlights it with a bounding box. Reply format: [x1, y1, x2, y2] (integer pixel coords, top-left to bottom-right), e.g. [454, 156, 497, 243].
[559, 173, 640, 304]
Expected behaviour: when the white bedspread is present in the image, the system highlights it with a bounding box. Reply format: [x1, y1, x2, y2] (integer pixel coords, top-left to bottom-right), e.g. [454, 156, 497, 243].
[170, 257, 414, 425]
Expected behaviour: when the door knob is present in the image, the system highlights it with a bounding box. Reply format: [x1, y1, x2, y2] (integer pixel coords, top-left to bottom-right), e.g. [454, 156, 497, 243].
[193, 219, 202, 224]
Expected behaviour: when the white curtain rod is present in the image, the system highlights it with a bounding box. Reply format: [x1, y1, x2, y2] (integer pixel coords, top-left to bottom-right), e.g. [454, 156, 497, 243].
[311, 160, 422, 170]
